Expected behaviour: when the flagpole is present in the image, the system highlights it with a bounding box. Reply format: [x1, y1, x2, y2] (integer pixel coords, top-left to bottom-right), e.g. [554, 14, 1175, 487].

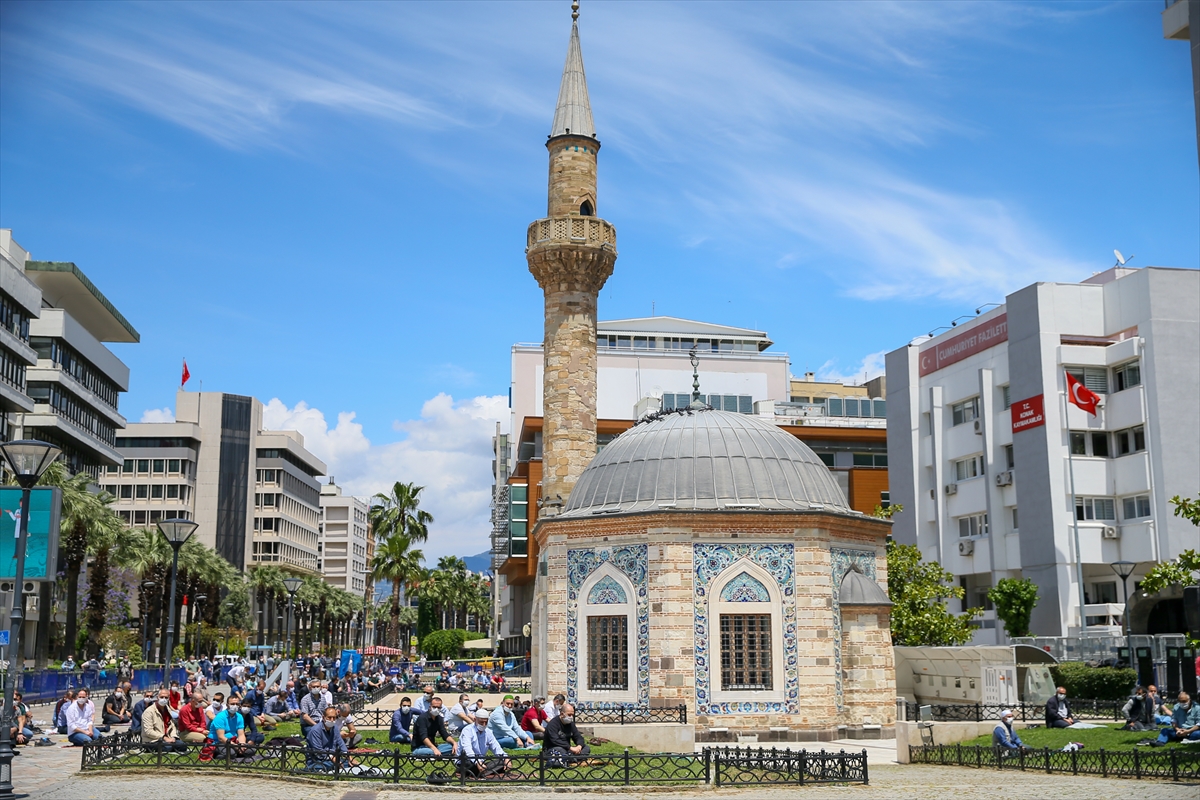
[1063, 388, 1088, 636]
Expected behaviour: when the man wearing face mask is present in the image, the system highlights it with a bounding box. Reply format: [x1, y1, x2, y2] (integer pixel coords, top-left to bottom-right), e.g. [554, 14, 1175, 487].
[179, 691, 210, 744]
[991, 709, 1026, 752]
[390, 696, 415, 744]
[1122, 685, 1155, 731]
[411, 696, 458, 758]
[306, 707, 351, 772]
[129, 690, 154, 735]
[64, 688, 101, 746]
[460, 708, 510, 777]
[209, 695, 248, 758]
[413, 685, 436, 715]
[1044, 686, 1075, 728]
[543, 703, 590, 767]
[300, 681, 329, 737]
[102, 686, 131, 725]
[205, 692, 225, 723]
[142, 689, 186, 752]
[1151, 691, 1200, 746]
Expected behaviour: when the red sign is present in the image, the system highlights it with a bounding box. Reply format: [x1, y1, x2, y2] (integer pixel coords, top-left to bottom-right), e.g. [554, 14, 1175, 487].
[1011, 394, 1045, 433]
[919, 314, 1008, 376]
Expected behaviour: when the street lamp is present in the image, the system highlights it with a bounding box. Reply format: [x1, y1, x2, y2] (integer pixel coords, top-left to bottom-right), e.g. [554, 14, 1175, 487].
[193, 594, 207, 660]
[0, 440, 60, 800]
[1110, 560, 1138, 667]
[282, 577, 302, 663]
[140, 581, 157, 664]
[156, 518, 198, 687]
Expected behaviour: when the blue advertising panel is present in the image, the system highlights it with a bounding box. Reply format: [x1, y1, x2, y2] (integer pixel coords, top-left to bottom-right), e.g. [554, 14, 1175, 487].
[0, 488, 61, 580]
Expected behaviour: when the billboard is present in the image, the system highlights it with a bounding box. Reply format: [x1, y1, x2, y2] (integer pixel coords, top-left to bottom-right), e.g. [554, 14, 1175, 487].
[918, 314, 1008, 376]
[0, 488, 62, 581]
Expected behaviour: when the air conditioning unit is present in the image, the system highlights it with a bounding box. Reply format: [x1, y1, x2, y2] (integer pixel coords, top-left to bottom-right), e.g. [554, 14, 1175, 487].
[1102, 526, 1120, 539]
[973, 420, 983, 434]
[995, 471, 1013, 487]
[958, 539, 975, 555]
[945, 483, 958, 495]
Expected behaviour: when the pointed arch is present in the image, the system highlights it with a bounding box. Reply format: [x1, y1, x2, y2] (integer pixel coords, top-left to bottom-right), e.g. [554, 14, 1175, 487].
[708, 557, 785, 705]
[579, 199, 594, 217]
[577, 563, 636, 704]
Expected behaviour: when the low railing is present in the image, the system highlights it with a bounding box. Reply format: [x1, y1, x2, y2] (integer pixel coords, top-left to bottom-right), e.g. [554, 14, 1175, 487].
[910, 744, 1200, 782]
[526, 216, 616, 251]
[575, 705, 688, 725]
[80, 738, 868, 786]
[8, 667, 187, 705]
[904, 700, 1125, 723]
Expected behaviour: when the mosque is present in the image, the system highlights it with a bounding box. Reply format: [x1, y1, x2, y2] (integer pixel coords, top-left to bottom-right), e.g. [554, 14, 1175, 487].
[525, 3, 896, 743]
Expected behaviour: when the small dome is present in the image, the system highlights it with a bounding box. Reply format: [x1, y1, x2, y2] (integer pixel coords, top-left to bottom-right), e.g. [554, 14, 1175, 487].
[561, 408, 850, 517]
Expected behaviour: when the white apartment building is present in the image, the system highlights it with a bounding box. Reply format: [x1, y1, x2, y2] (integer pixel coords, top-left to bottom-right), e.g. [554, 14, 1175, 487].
[318, 481, 370, 595]
[886, 266, 1200, 642]
[107, 390, 326, 573]
[0, 229, 136, 474]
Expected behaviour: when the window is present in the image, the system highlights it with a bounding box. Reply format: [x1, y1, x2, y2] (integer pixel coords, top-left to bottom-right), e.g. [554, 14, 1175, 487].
[1004, 445, 1015, 470]
[880, 491, 891, 510]
[954, 455, 984, 481]
[151, 485, 163, 499]
[586, 616, 627, 690]
[168, 459, 180, 474]
[958, 513, 988, 538]
[1091, 432, 1109, 458]
[152, 459, 164, 474]
[1113, 361, 1141, 392]
[136, 459, 149, 474]
[134, 510, 146, 525]
[1076, 497, 1116, 521]
[1001, 385, 1011, 410]
[166, 485, 179, 499]
[579, 200, 594, 216]
[1122, 495, 1151, 520]
[1011, 507, 1019, 530]
[1069, 431, 1110, 458]
[951, 397, 980, 426]
[852, 453, 888, 467]
[817, 453, 835, 467]
[122, 460, 133, 474]
[135, 485, 148, 499]
[1088, 582, 1118, 604]
[1114, 426, 1145, 456]
[119, 485, 132, 499]
[509, 484, 528, 556]
[720, 614, 772, 690]
[1066, 366, 1108, 394]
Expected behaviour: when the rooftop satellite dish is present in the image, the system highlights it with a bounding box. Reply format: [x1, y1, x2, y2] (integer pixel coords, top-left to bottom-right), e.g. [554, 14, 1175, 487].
[1113, 249, 1135, 267]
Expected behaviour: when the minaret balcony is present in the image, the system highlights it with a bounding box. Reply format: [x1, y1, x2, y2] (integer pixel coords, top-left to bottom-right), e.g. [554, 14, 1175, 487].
[526, 216, 617, 253]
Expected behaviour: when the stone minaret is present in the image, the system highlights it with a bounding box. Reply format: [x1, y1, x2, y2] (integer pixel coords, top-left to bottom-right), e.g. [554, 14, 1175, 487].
[527, 1, 617, 511]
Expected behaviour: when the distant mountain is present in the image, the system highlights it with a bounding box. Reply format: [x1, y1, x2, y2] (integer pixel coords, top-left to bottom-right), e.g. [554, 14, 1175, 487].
[464, 551, 493, 574]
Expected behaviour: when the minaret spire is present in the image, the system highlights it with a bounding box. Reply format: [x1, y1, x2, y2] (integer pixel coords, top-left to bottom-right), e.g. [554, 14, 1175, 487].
[550, 1, 596, 140]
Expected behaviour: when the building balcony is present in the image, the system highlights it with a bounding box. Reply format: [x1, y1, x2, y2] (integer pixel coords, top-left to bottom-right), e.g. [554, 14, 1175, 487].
[526, 216, 616, 252]
[1163, 0, 1189, 40]
[23, 406, 122, 466]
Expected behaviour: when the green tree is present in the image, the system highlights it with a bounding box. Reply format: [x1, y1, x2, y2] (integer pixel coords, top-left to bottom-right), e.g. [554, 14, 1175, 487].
[1140, 497, 1200, 595]
[988, 577, 1039, 638]
[887, 540, 981, 646]
[369, 534, 424, 647]
[82, 503, 133, 658]
[219, 581, 252, 629]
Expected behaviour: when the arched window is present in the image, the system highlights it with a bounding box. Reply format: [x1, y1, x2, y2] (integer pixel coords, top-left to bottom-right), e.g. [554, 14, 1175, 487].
[578, 566, 636, 703]
[710, 561, 784, 704]
[579, 200, 594, 216]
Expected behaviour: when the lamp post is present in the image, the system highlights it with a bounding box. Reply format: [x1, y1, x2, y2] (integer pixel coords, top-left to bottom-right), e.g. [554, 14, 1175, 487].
[0, 440, 60, 800]
[156, 519, 198, 687]
[282, 577, 301, 664]
[1110, 560, 1138, 667]
[140, 581, 157, 664]
[193, 594, 207, 660]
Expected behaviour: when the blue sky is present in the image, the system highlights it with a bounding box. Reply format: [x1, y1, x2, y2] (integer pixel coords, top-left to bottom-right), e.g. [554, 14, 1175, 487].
[1, 1, 1195, 558]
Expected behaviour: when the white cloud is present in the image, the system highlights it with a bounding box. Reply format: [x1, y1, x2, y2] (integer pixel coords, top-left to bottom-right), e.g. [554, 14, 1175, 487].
[262, 394, 508, 561]
[814, 350, 888, 387]
[140, 407, 175, 423]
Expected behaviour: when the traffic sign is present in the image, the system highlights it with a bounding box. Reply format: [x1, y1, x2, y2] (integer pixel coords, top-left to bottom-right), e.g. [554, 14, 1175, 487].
[0, 631, 10, 646]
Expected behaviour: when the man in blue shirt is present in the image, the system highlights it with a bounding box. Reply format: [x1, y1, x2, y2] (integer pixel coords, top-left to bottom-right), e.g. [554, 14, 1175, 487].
[390, 697, 415, 744]
[209, 698, 247, 758]
[306, 707, 350, 771]
[1153, 692, 1200, 746]
[489, 696, 535, 749]
[992, 710, 1025, 751]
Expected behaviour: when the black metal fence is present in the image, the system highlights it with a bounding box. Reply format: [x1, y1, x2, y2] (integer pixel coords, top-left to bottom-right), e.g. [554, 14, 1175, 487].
[905, 699, 1125, 723]
[574, 705, 688, 725]
[910, 744, 1200, 782]
[79, 739, 868, 786]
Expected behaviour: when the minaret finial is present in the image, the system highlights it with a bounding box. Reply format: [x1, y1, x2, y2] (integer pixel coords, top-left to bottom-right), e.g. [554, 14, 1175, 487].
[689, 347, 707, 409]
[572, 0, 579, 22]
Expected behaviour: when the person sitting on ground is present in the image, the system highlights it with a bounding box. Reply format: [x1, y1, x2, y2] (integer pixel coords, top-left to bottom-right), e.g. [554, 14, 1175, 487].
[306, 706, 353, 772]
[179, 691, 209, 744]
[300, 681, 328, 737]
[320, 679, 334, 707]
[1122, 685, 1155, 731]
[336, 703, 364, 749]
[228, 691, 266, 744]
[474, 670, 490, 690]
[285, 681, 300, 713]
[1044, 686, 1075, 728]
[54, 689, 76, 735]
[209, 695, 248, 757]
[545, 694, 566, 722]
[992, 709, 1025, 751]
[168, 680, 183, 712]
[206, 692, 226, 723]
[1152, 691, 1200, 746]
[264, 689, 297, 723]
[411, 696, 458, 758]
[10, 692, 32, 745]
[447, 693, 475, 736]
[461, 707, 510, 776]
[489, 672, 505, 693]
[1147, 685, 1174, 725]
[543, 703, 589, 766]
[65, 688, 101, 746]
[489, 695, 535, 749]
[390, 697, 415, 744]
[102, 686, 131, 725]
[521, 697, 548, 740]
[142, 688, 186, 752]
[413, 684, 436, 715]
[129, 689, 154, 735]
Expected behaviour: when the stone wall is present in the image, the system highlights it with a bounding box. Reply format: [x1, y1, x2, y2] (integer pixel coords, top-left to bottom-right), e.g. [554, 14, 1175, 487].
[546, 135, 599, 217]
[839, 605, 897, 736]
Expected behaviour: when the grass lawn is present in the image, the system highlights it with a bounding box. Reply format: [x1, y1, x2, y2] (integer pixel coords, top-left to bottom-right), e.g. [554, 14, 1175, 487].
[961, 723, 1195, 752]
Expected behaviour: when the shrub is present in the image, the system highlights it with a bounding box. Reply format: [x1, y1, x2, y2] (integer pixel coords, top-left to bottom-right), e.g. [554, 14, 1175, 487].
[1050, 661, 1137, 700]
[421, 629, 469, 659]
[988, 578, 1038, 638]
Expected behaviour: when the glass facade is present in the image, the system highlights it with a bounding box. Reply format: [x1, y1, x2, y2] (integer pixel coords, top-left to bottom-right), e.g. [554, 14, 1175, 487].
[215, 394, 252, 570]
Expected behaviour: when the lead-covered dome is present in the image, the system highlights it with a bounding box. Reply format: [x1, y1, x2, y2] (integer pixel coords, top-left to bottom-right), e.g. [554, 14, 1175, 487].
[560, 408, 850, 517]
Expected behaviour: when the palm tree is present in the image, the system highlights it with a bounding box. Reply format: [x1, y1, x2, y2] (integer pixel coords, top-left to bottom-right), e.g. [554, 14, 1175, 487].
[82, 498, 133, 657]
[370, 482, 433, 546]
[369, 535, 423, 647]
[249, 566, 286, 648]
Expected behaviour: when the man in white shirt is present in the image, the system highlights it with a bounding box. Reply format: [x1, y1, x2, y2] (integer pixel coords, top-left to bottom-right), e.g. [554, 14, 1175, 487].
[544, 694, 566, 722]
[227, 662, 246, 689]
[460, 708, 509, 776]
[446, 694, 475, 735]
[65, 688, 102, 746]
[320, 681, 334, 707]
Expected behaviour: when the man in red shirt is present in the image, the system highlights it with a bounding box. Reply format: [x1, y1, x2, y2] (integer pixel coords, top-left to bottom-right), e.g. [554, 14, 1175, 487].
[521, 696, 548, 740]
[179, 691, 209, 744]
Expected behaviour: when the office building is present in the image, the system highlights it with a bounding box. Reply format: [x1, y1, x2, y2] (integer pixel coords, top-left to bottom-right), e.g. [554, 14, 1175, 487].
[886, 266, 1199, 641]
[318, 480, 370, 594]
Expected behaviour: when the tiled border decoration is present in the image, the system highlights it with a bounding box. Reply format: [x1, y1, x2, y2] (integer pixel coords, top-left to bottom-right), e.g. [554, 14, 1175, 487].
[693, 543, 797, 715]
[830, 547, 877, 710]
[566, 545, 649, 708]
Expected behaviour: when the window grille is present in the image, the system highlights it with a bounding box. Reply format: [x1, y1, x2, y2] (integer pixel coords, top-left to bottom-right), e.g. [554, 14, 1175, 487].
[720, 614, 772, 691]
[587, 615, 628, 690]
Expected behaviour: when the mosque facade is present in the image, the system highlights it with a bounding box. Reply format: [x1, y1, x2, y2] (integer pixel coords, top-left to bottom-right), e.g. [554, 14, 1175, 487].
[526, 4, 896, 742]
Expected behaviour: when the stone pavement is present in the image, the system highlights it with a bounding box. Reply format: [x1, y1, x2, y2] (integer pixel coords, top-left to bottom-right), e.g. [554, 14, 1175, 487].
[21, 765, 1195, 799]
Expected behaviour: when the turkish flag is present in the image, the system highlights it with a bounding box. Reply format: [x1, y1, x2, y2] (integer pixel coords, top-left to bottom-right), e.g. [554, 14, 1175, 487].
[181, 359, 191, 387]
[1066, 371, 1101, 416]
